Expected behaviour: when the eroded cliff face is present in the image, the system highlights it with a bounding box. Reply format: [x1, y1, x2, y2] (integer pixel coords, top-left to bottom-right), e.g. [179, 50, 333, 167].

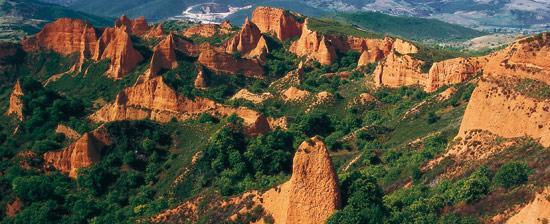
[145, 34, 178, 78]
[6, 80, 24, 120]
[426, 57, 482, 92]
[373, 51, 426, 88]
[506, 188, 550, 224]
[289, 19, 337, 65]
[198, 47, 264, 77]
[457, 76, 550, 147]
[43, 126, 111, 178]
[115, 15, 149, 36]
[21, 18, 98, 56]
[457, 33, 550, 147]
[226, 17, 262, 55]
[94, 27, 144, 79]
[183, 22, 233, 38]
[153, 137, 340, 224]
[283, 136, 341, 224]
[251, 6, 303, 41]
[90, 76, 270, 135]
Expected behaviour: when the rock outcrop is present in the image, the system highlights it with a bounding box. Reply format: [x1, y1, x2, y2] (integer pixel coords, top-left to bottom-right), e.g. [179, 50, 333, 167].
[506, 188, 550, 224]
[153, 137, 340, 224]
[425, 57, 482, 92]
[44, 126, 111, 178]
[457, 76, 550, 147]
[5, 198, 22, 217]
[251, 6, 303, 41]
[357, 48, 384, 67]
[198, 48, 264, 77]
[90, 76, 270, 135]
[392, 38, 419, 54]
[6, 80, 24, 120]
[457, 33, 550, 147]
[115, 15, 149, 36]
[373, 51, 426, 88]
[226, 17, 262, 55]
[183, 22, 233, 38]
[144, 24, 165, 39]
[282, 86, 311, 102]
[194, 67, 208, 89]
[93, 27, 144, 79]
[55, 124, 81, 140]
[231, 89, 273, 104]
[290, 19, 337, 65]
[283, 136, 341, 224]
[21, 18, 98, 56]
[145, 34, 178, 78]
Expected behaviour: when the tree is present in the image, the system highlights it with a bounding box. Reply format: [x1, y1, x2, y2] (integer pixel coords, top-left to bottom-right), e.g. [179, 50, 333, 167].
[328, 172, 386, 224]
[493, 162, 531, 189]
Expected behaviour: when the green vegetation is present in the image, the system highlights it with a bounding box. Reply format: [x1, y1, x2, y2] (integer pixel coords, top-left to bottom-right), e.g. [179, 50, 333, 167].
[514, 78, 550, 100]
[307, 17, 381, 39]
[493, 162, 531, 189]
[339, 11, 486, 42]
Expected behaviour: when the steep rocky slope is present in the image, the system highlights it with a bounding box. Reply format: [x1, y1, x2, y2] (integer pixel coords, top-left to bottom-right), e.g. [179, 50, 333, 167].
[6, 80, 24, 120]
[251, 6, 303, 41]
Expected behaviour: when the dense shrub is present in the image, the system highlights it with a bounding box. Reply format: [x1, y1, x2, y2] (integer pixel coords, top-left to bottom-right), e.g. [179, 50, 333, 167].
[493, 162, 531, 189]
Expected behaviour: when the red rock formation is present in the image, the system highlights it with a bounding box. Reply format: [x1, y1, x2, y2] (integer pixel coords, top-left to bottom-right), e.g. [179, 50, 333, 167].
[284, 136, 341, 223]
[373, 51, 426, 88]
[357, 48, 384, 67]
[183, 23, 233, 38]
[226, 17, 262, 54]
[94, 27, 144, 79]
[289, 19, 337, 65]
[90, 76, 270, 135]
[55, 124, 81, 140]
[44, 126, 111, 178]
[425, 57, 482, 92]
[144, 24, 165, 39]
[251, 6, 303, 41]
[5, 198, 22, 217]
[115, 15, 149, 36]
[194, 67, 208, 89]
[144, 34, 178, 79]
[198, 47, 264, 77]
[21, 18, 98, 56]
[457, 33, 550, 147]
[247, 35, 269, 60]
[392, 38, 419, 54]
[6, 80, 24, 120]
[457, 76, 550, 147]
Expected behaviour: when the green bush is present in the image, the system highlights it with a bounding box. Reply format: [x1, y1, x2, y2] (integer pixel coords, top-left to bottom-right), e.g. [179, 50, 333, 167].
[493, 162, 531, 189]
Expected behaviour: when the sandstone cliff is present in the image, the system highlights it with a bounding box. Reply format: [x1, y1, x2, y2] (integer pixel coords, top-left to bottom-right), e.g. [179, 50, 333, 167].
[506, 188, 550, 224]
[94, 27, 144, 79]
[44, 126, 111, 178]
[198, 47, 264, 77]
[90, 76, 270, 135]
[183, 22, 233, 38]
[21, 18, 98, 57]
[251, 6, 303, 41]
[289, 19, 337, 65]
[425, 57, 482, 92]
[457, 33, 550, 147]
[6, 80, 24, 120]
[144, 34, 178, 79]
[226, 17, 262, 55]
[115, 15, 149, 36]
[357, 48, 384, 67]
[373, 51, 426, 88]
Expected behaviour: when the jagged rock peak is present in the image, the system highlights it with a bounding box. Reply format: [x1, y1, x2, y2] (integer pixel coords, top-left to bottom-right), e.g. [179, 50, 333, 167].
[285, 136, 341, 224]
[226, 17, 262, 54]
[251, 6, 303, 41]
[43, 126, 111, 178]
[145, 33, 178, 79]
[115, 15, 149, 36]
[6, 80, 24, 120]
[94, 26, 144, 79]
